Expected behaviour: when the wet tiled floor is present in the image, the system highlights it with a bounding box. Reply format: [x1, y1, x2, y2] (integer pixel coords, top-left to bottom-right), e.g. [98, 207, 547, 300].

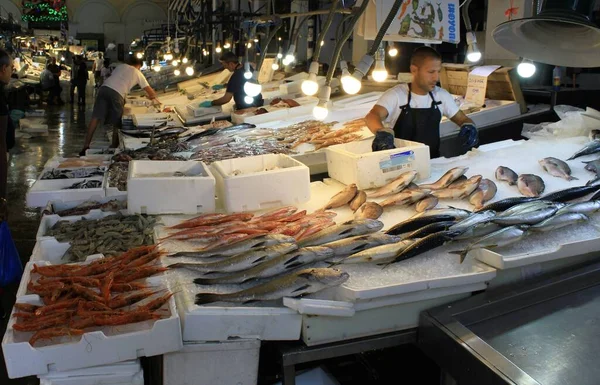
[1, 99, 109, 384]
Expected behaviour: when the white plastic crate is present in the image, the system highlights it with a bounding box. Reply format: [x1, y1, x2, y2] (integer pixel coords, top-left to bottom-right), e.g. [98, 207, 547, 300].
[30, 239, 71, 264]
[325, 138, 431, 190]
[163, 340, 260, 385]
[26, 177, 106, 208]
[212, 154, 310, 212]
[185, 103, 222, 117]
[39, 360, 144, 385]
[127, 160, 215, 215]
[3, 261, 183, 379]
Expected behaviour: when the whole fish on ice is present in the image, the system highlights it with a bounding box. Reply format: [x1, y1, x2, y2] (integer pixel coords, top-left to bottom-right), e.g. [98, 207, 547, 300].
[168, 234, 295, 258]
[354, 202, 384, 220]
[322, 184, 358, 210]
[415, 196, 438, 212]
[419, 167, 469, 190]
[469, 179, 497, 209]
[339, 240, 416, 264]
[495, 166, 518, 186]
[367, 171, 418, 198]
[320, 233, 401, 257]
[450, 226, 528, 263]
[349, 191, 367, 212]
[542, 185, 600, 203]
[380, 190, 429, 207]
[529, 212, 590, 232]
[517, 174, 545, 197]
[431, 175, 482, 200]
[539, 157, 577, 181]
[568, 140, 600, 160]
[298, 219, 384, 247]
[385, 230, 463, 266]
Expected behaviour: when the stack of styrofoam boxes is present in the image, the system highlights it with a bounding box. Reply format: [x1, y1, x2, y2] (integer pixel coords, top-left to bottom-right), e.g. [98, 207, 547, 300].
[211, 153, 311, 212]
[38, 360, 144, 385]
[127, 160, 216, 215]
[325, 138, 431, 189]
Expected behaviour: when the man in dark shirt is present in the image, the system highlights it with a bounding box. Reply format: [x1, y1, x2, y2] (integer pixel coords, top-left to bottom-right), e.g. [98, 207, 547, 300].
[46, 57, 64, 105]
[0, 49, 14, 216]
[203, 51, 263, 110]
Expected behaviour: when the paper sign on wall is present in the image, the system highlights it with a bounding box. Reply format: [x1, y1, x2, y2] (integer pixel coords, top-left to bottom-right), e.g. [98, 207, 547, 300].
[376, 0, 461, 44]
[464, 65, 501, 106]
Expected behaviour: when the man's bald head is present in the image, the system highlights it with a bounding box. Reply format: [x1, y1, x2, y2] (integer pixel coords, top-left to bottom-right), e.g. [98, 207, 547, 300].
[410, 46, 441, 67]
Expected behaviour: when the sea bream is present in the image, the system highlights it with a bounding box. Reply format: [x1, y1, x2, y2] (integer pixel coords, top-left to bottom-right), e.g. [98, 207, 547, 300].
[354, 202, 384, 220]
[496, 200, 561, 218]
[568, 140, 600, 160]
[468, 179, 497, 209]
[349, 191, 367, 212]
[192, 246, 335, 284]
[194, 268, 349, 305]
[495, 166, 519, 185]
[539, 157, 577, 181]
[419, 167, 469, 190]
[450, 226, 528, 263]
[339, 240, 416, 264]
[367, 171, 418, 198]
[298, 219, 384, 247]
[517, 174, 545, 197]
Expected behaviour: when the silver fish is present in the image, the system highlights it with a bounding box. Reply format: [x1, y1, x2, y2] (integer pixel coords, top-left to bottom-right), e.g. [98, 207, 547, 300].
[556, 200, 600, 215]
[380, 190, 429, 207]
[193, 246, 334, 284]
[450, 226, 528, 263]
[492, 206, 559, 226]
[321, 233, 401, 257]
[450, 210, 497, 232]
[354, 202, 384, 220]
[415, 196, 438, 212]
[349, 191, 367, 212]
[495, 166, 518, 185]
[431, 175, 482, 200]
[419, 167, 469, 190]
[517, 174, 545, 197]
[410, 208, 472, 220]
[497, 200, 561, 218]
[583, 158, 600, 175]
[168, 243, 298, 274]
[454, 222, 503, 240]
[322, 184, 358, 210]
[368, 171, 418, 198]
[298, 219, 384, 247]
[539, 157, 577, 181]
[170, 234, 296, 258]
[529, 213, 589, 232]
[587, 176, 600, 187]
[194, 268, 349, 305]
[340, 240, 416, 264]
[568, 140, 600, 160]
[468, 179, 497, 209]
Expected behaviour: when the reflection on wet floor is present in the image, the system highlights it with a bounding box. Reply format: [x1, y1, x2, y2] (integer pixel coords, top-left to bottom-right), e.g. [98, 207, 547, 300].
[1, 100, 110, 385]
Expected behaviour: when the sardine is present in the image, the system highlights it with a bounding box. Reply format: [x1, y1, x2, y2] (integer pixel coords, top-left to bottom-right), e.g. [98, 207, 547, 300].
[476, 197, 538, 213]
[169, 234, 295, 258]
[193, 246, 335, 284]
[349, 191, 367, 212]
[298, 219, 384, 247]
[568, 140, 600, 160]
[354, 202, 384, 220]
[322, 184, 358, 210]
[492, 206, 559, 226]
[556, 200, 600, 215]
[415, 196, 438, 212]
[340, 240, 416, 264]
[168, 243, 298, 274]
[367, 171, 418, 198]
[542, 185, 600, 203]
[529, 213, 589, 232]
[450, 226, 528, 263]
[385, 230, 463, 265]
[495, 166, 519, 185]
[432, 175, 482, 199]
[539, 157, 577, 181]
[517, 174, 545, 197]
[194, 268, 349, 305]
[450, 210, 497, 232]
[583, 158, 600, 175]
[380, 190, 429, 207]
[410, 208, 472, 219]
[454, 222, 503, 240]
[401, 220, 456, 240]
[419, 167, 469, 190]
[468, 179, 497, 209]
[386, 215, 463, 236]
[321, 233, 401, 257]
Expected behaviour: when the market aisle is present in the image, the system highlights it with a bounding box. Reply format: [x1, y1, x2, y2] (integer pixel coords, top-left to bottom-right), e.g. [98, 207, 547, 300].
[0, 100, 108, 385]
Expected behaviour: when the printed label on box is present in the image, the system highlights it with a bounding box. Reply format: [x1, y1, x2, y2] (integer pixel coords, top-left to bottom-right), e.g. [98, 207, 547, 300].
[379, 150, 415, 173]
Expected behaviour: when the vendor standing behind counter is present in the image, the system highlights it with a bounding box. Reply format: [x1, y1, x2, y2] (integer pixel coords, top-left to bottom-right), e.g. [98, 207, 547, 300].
[200, 51, 264, 110]
[366, 46, 478, 158]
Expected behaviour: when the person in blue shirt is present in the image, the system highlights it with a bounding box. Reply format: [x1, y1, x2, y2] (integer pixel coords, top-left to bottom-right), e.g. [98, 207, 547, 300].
[200, 51, 264, 110]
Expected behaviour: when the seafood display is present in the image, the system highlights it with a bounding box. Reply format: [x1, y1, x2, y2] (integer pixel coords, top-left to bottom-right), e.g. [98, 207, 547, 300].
[63, 180, 103, 190]
[107, 162, 129, 191]
[46, 213, 156, 262]
[41, 167, 106, 180]
[57, 159, 108, 169]
[44, 199, 126, 217]
[12, 246, 171, 346]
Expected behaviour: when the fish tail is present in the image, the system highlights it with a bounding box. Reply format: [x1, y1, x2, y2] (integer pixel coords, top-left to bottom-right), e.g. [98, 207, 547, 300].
[569, 176, 579, 181]
[448, 249, 469, 263]
[193, 277, 216, 285]
[194, 293, 223, 305]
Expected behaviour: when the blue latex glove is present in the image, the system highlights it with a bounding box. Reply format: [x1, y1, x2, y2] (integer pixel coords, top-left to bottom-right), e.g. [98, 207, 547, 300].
[211, 84, 225, 90]
[199, 101, 213, 108]
[459, 123, 479, 150]
[372, 129, 396, 152]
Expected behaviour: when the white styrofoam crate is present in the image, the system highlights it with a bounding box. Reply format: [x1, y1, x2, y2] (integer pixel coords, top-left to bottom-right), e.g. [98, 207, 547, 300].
[231, 96, 319, 125]
[212, 154, 310, 212]
[30, 239, 71, 264]
[127, 160, 215, 215]
[26, 177, 106, 208]
[163, 340, 260, 385]
[325, 138, 431, 190]
[3, 261, 183, 379]
[104, 172, 128, 198]
[39, 360, 143, 385]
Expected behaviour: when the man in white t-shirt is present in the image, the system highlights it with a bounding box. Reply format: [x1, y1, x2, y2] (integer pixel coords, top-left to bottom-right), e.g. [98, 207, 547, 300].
[80, 57, 160, 155]
[366, 46, 478, 158]
[92, 52, 103, 88]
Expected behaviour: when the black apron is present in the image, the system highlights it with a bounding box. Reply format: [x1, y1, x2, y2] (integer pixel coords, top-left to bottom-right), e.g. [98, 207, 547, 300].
[392, 83, 442, 158]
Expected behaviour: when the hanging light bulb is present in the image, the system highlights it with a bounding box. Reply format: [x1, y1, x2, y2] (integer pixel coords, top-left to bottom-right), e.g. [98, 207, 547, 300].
[347, 54, 375, 95]
[153, 63, 161, 72]
[174, 69, 181, 76]
[339, 60, 361, 95]
[301, 62, 320, 96]
[164, 51, 173, 61]
[244, 95, 254, 104]
[223, 41, 231, 49]
[371, 47, 388, 82]
[215, 42, 222, 53]
[272, 62, 280, 71]
[313, 86, 331, 121]
[186, 66, 194, 76]
[172, 60, 179, 67]
[284, 43, 296, 64]
[517, 58, 536, 78]
[253, 38, 259, 43]
[203, 50, 209, 56]
[182, 57, 189, 64]
[136, 52, 143, 59]
[466, 31, 482, 63]
[247, 42, 252, 48]
[320, 40, 324, 47]
[388, 42, 398, 57]
[244, 75, 262, 97]
[243, 61, 252, 79]
[277, 52, 283, 59]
